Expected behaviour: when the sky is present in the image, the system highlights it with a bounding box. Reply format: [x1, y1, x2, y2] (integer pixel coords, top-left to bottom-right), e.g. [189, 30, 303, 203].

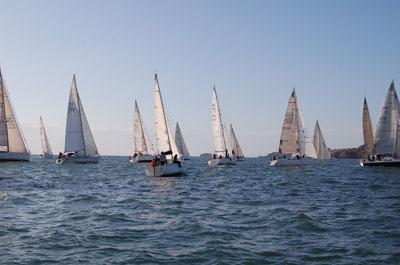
[0, 0, 400, 156]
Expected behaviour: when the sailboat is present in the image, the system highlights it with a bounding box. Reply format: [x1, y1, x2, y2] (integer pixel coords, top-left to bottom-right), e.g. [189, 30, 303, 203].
[56, 75, 99, 164]
[361, 81, 400, 167]
[362, 97, 374, 154]
[132, 100, 154, 163]
[0, 67, 30, 161]
[39, 116, 53, 158]
[313, 120, 330, 159]
[270, 89, 317, 166]
[175, 122, 190, 160]
[145, 74, 183, 177]
[208, 86, 235, 166]
[229, 124, 244, 160]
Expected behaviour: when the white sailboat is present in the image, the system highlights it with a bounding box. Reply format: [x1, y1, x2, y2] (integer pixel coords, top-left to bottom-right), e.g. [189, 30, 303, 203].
[39, 116, 53, 158]
[145, 74, 183, 177]
[313, 120, 330, 159]
[0, 68, 30, 161]
[56, 75, 99, 164]
[361, 81, 400, 167]
[132, 100, 154, 163]
[229, 123, 244, 160]
[175, 122, 190, 160]
[270, 89, 317, 166]
[208, 86, 235, 166]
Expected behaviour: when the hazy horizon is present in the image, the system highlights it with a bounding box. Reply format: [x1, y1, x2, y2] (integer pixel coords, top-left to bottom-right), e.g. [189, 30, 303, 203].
[1, 0, 400, 156]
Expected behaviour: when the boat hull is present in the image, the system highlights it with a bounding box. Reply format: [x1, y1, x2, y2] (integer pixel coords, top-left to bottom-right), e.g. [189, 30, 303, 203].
[132, 154, 154, 163]
[145, 163, 184, 177]
[0, 152, 30, 162]
[360, 159, 400, 167]
[56, 154, 100, 165]
[208, 158, 236, 166]
[270, 158, 319, 166]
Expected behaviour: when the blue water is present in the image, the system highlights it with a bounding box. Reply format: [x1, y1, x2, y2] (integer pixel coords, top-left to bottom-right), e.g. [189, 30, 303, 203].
[0, 157, 399, 264]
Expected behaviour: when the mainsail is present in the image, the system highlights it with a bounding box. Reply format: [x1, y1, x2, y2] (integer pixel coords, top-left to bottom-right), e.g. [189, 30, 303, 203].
[39, 116, 53, 156]
[229, 124, 244, 157]
[211, 86, 228, 156]
[64, 75, 98, 156]
[372, 81, 400, 156]
[0, 68, 29, 154]
[279, 89, 317, 158]
[134, 100, 154, 155]
[362, 97, 374, 154]
[154, 74, 179, 158]
[175, 122, 190, 159]
[279, 90, 300, 154]
[313, 120, 330, 159]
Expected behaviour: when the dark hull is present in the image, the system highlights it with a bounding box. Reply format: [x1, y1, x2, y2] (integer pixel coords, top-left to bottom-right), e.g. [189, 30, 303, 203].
[361, 160, 400, 167]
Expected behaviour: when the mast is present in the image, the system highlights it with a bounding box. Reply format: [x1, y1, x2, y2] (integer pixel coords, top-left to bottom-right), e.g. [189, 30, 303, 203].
[155, 73, 172, 152]
[214, 86, 227, 152]
[0, 66, 9, 152]
[74, 75, 87, 155]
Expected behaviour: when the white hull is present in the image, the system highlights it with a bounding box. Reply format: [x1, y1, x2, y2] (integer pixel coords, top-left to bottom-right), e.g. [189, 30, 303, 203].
[145, 163, 184, 177]
[0, 152, 30, 162]
[208, 158, 236, 166]
[133, 154, 154, 163]
[56, 154, 100, 165]
[270, 158, 319, 166]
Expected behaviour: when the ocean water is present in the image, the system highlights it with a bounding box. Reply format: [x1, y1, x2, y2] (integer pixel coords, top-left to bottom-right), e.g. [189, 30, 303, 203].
[0, 156, 399, 265]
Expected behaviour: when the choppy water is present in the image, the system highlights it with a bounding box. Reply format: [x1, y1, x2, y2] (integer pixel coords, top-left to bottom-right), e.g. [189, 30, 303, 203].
[0, 156, 399, 264]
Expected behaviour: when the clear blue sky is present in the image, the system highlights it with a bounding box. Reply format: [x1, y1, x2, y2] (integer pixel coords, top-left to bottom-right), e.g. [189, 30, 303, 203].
[0, 0, 399, 156]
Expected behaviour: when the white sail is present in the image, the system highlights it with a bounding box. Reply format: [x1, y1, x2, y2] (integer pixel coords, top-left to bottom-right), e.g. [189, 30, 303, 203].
[229, 124, 244, 157]
[64, 75, 98, 156]
[373, 81, 400, 155]
[211, 87, 228, 156]
[362, 97, 374, 154]
[313, 120, 330, 159]
[175, 122, 190, 159]
[279, 90, 300, 154]
[134, 100, 154, 155]
[39, 116, 53, 156]
[297, 104, 317, 158]
[0, 68, 29, 154]
[154, 74, 179, 158]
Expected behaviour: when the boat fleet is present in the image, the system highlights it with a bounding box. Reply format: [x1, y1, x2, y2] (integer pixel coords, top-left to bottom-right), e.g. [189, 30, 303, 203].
[1, 65, 400, 175]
